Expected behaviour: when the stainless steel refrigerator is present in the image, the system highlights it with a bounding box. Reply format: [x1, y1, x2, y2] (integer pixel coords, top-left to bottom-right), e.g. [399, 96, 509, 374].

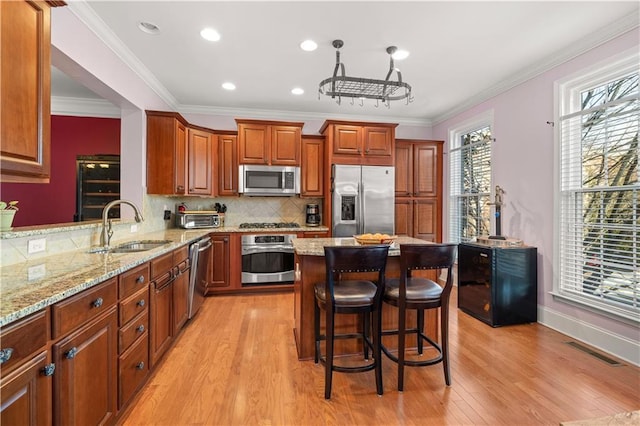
[332, 165, 395, 237]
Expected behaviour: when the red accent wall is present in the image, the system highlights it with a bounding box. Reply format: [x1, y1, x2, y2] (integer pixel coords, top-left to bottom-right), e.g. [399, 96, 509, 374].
[0, 116, 120, 227]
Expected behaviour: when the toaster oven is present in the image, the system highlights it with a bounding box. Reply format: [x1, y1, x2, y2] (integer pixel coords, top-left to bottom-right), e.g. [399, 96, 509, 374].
[176, 212, 221, 229]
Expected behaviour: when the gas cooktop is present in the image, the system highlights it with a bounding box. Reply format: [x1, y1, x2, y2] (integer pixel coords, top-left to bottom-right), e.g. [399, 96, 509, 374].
[238, 222, 301, 229]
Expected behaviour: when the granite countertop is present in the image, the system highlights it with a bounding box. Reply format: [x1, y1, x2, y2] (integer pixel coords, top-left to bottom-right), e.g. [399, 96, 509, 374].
[293, 236, 430, 256]
[0, 229, 211, 327]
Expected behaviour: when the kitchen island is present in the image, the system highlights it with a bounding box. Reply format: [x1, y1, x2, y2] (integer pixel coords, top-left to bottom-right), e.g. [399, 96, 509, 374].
[292, 236, 438, 360]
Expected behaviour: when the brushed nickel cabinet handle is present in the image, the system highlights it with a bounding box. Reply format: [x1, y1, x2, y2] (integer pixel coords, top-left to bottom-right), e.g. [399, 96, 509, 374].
[42, 363, 55, 376]
[65, 347, 78, 359]
[136, 324, 145, 333]
[137, 299, 146, 307]
[0, 348, 13, 364]
[92, 297, 103, 308]
[136, 275, 145, 284]
[136, 361, 145, 370]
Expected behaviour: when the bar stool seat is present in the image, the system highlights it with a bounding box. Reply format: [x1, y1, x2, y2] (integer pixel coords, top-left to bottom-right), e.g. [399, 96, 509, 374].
[314, 245, 389, 399]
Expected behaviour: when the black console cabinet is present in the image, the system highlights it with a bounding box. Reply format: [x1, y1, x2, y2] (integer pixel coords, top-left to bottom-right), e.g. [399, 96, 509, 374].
[457, 243, 537, 327]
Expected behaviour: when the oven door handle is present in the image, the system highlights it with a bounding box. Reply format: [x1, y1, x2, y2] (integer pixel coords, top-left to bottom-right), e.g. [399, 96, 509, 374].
[242, 246, 294, 255]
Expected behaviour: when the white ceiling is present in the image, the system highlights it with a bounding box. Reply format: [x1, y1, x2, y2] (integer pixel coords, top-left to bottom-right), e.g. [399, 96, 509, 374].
[53, 1, 639, 125]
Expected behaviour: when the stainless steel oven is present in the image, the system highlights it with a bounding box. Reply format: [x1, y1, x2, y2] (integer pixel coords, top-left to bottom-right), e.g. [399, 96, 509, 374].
[241, 234, 296, 285]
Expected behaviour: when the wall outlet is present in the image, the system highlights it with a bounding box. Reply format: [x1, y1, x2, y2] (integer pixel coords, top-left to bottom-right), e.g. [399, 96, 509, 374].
[28, 238, 46, 254]
[164, 210, 171, 220]
[130, 224, 138, 233]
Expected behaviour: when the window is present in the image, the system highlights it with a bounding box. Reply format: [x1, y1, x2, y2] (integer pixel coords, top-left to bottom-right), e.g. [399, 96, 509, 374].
[556, 50, 639, 322]
[449, 113, 493, 243]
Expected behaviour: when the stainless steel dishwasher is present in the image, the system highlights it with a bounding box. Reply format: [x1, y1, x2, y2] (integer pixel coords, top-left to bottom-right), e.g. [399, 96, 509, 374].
[188, 236, 212, 319]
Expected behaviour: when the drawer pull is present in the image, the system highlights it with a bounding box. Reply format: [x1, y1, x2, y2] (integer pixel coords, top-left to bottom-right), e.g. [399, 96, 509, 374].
[136, 275, 145, 284]
[42, 363, 55, 376]
[136, 324, 145, 333]
[136, 361, 145, 370]
[137, 299, 146, 308]
[65, 347, 78, 359]
[92, 297, 104, 308]
[0, 348, 14, 364]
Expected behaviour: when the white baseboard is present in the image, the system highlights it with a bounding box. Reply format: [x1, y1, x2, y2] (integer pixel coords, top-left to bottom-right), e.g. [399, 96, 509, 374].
[538, 306, 640, 367]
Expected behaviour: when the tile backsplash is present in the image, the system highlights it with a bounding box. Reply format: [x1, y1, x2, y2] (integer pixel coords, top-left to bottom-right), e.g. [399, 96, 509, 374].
[0, 194, 324, 266]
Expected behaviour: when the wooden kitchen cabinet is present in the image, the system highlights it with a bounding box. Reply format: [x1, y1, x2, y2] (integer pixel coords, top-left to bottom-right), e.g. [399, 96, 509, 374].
[0, 309, 52, 426]
[301, 136, 324, 197]
[394, 140, 443, 242]
[218, 132, 238, 196]
[172, 246, 190, 334]
[149, 252, 174, 368]
[0, 0, 62, 182]
[236, 119, 303, 165]
[206, 234, 232, 293]
[147, 111, 188, 195]
[187, 127, 214, 196]
[320, 120, 397, 166]
[53, 306, 118, 426]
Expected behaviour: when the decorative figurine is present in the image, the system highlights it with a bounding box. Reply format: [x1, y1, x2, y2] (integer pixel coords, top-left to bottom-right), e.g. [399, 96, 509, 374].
[489, 185, 506, 240]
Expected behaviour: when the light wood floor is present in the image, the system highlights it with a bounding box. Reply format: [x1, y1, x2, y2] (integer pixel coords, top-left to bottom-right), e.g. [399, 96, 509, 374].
[119, 288, 639, 425]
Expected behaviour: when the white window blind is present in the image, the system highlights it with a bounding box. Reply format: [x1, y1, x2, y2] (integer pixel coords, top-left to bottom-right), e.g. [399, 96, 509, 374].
[449, 125, 492, 243]
[557, 56, 639, 321]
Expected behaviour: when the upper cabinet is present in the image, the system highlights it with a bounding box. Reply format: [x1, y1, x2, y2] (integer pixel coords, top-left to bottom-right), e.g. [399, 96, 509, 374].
[320, 120, 397, 166]
[146, 112, 215, 197]
[236, 119, 303, 165]
[217, 132, 238, 196]
[301, 135, 324, 197]
[0, 1, 62, 182]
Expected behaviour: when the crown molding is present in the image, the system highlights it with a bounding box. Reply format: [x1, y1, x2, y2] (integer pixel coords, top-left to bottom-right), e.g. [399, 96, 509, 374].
[52, 96, 121, 118]
[432, 13, 639, 125]
[66, 1, 179, 110]
[178, 104, 432, 127]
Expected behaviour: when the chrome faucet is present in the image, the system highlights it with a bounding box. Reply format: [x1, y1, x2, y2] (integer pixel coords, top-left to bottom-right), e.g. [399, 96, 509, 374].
[100, 200, 144, 248]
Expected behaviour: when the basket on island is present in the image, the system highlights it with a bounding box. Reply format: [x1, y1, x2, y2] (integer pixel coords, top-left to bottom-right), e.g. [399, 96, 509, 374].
[353, 233, 397, 245]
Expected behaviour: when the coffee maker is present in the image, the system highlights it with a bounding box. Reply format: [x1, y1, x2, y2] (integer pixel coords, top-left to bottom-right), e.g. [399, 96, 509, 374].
[305, 204, 320, 227]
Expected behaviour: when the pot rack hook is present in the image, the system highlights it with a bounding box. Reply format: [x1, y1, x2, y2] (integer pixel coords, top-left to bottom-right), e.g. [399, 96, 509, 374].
[375, 99, 380, 108]
[350, 97, 354, 106]
[359, 98, 364, 107]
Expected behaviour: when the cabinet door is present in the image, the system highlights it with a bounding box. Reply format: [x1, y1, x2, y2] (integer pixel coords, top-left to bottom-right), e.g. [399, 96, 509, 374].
[414, 199, 440, 242]
[394, 199, 413, 237]
[414, 143, 441, 197]
[394, 142, 413, 197]
[187, 128, 213, 195]
[218, 134, 238, 195]
[301, 137, 324, 197]
[146, 114, 187, 195]
[118, 330, 149, 410]
[363, 126, 392, 157]
[0, 0, 51, 182]
[271, 126, 300, 165]
[238, 123, 268, 164]
[175, 120, 187, 194]
[207, 235, 230, 291]
[149, 280, 173, 367]
[333, 125, 362, 155]
[53, 308, 118, 426]
[173, 266, 189, 334]
[0, 351, 52, 426]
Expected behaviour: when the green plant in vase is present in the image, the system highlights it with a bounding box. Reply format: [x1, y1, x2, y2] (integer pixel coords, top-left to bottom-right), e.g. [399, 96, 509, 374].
[0, 200, 19, 231]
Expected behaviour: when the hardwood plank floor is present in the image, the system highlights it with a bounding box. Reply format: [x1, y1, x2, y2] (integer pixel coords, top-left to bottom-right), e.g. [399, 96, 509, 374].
[119, 288, 639, 425]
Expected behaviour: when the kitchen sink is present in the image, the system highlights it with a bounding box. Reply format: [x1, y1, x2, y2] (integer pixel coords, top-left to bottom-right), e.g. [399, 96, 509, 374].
[88, 240, 172, 254]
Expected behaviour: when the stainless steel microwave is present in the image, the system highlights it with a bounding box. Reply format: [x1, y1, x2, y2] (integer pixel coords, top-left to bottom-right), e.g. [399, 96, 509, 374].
[238, 165, 300, 196]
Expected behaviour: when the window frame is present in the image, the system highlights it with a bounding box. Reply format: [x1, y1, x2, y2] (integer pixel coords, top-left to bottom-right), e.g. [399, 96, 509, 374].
[552, 48, 640, 325]
[448, 110, 494, 244]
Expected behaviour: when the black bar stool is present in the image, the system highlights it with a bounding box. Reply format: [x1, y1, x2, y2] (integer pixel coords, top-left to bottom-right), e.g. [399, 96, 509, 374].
[381, 243, 457, 391]
[314, 245, 390, 399]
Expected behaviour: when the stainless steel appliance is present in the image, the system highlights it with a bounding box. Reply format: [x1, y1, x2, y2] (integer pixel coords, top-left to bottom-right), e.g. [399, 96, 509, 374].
[188, 236, 212, 318]
[238, 165, 300, 196]
[332, 165, 395, 237]
[176, 211, 221, 229]
[306, 203, 320, 226]
[241, 233, 297, 285]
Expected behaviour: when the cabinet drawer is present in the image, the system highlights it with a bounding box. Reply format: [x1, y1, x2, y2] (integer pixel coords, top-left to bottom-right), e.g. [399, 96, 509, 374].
[151, 252, 173, 281]
[174, 245, 189, 265]
[119, 310, 148, 353]
[118, 332, 149, 409]
[52, 278, 118, 338]
[119, 263, 150, 299]
[0, 310, 48, 374]
[119, 286, 149, 326]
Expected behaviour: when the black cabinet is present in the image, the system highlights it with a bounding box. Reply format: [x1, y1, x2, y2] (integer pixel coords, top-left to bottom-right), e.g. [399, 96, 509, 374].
[457, 243, 537, 327]
[75, 155, 120, 221]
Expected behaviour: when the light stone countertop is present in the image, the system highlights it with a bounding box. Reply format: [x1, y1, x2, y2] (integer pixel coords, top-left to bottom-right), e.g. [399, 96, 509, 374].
[293, 236, 431, 256]
[0, 225, 330, 327]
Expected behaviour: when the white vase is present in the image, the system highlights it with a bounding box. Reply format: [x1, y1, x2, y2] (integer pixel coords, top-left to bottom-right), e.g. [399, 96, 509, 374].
[0, 210, 16, 231]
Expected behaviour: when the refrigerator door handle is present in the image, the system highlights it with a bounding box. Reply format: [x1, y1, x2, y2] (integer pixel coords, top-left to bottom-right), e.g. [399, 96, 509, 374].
[359, 180, 364, 234]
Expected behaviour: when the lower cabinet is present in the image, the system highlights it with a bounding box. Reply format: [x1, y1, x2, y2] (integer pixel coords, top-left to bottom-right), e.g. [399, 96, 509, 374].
[118, 333, 149, 409]
[206, 234, 233, 293]
[394, 198, 441, 242]
[172, 246, 190, 334]
[150, 274, 174, 368]
[53, 307, 118, 426]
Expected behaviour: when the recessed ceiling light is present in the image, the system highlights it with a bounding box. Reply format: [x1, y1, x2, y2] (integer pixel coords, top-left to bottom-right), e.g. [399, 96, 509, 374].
[222, 82, 236, 91]
[392, 49, 410, 60]
[300, 40, 318, 52]
[291, 87, 304, 95]
[201, 28, 221, 42]
[138, 21, 160, 35]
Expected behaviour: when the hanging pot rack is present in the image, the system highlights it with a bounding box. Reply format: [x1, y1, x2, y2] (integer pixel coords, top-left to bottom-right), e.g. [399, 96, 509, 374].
[318, 40, 413, 106]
